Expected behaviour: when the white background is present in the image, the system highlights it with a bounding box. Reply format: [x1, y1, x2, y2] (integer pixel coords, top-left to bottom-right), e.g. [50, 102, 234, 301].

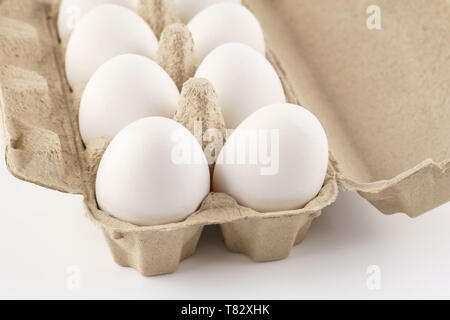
[0, 139, 449, 300]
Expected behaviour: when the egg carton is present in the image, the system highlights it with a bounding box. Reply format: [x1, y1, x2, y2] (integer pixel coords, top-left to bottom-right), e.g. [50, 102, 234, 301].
[0, 0, 337, 276]
[1, 0, 448, 277]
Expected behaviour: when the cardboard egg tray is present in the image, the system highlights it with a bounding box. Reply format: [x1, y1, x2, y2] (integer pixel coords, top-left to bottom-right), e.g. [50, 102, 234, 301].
[0, 0, 448, 276]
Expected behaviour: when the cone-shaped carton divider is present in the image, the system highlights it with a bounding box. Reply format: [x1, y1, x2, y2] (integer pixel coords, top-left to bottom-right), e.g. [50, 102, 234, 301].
[175, 78, 226, 173]
[85, 137, 110, 187]
[138, 0, 180, 39]
[156, 23, 196, 90]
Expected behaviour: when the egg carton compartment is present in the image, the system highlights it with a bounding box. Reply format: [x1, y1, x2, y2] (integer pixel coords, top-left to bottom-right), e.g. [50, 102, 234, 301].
[246, 0, 450, 218]
[0, 0, 338, 276]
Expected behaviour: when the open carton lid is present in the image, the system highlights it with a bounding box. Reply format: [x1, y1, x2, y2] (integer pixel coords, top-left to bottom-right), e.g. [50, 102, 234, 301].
[245, 0, 450, 217]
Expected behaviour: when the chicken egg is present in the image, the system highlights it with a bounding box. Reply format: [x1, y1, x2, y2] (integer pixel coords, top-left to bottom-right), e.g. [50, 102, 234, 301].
[174, 0, 241, 23]
[195, 43, 286, 128]
[58, 0, 139, 41]
[79, 54, 179, 145]
[188, 3, 265, 63]
[213, 104, 329, 213]
[96, 117, 210, 226]
[65, 4, 158, 88]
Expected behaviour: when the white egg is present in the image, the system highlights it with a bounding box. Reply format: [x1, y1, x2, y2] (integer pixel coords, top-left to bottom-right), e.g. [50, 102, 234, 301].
[195, 43, 286, 128]
[96, 117, 210, 226]
[213, 104, 329, 213]
[65, 4, 158, 88]
[79, 54, 179, 145]
[58, 0, 139, 41]
[188, 3, 265, 63]
[174, 0, 241, 23]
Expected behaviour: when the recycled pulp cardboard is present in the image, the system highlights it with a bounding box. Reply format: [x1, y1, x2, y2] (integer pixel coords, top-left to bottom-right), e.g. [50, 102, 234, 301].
[0, 0, 337, 276]
[1, 0, 448, 275]
[246, 0, 450, 218]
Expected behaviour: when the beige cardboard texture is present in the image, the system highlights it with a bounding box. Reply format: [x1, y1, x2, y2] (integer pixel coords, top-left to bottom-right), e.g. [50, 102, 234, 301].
[246, 0, 450, 217]
[0, 0, 338, 276]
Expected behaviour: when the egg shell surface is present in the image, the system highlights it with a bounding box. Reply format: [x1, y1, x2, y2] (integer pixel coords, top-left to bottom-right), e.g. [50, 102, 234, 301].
[174, 0, 241, 23]
[195, 43, 286, 128]
[213, 104, 329, 213]
[188, 3, 265, 63]
[79, 54, 179, 145]
[65, 4, 158, 88]
[96, 117, 211, 226]
[58, 0, 139, 41]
